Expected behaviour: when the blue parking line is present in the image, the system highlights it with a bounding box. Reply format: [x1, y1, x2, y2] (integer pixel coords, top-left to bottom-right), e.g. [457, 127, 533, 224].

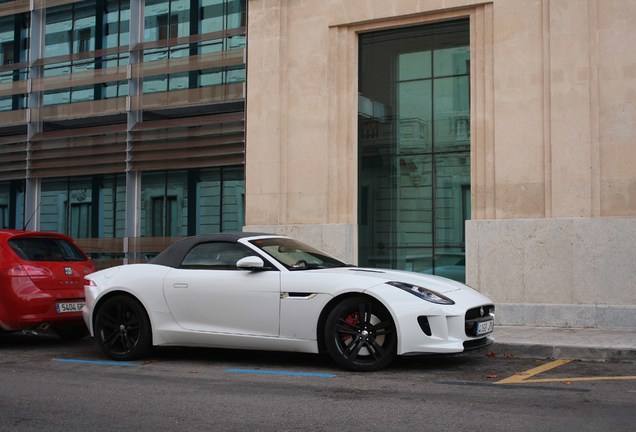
[225, 368, 335, 378]
[54, 358, 140, 367]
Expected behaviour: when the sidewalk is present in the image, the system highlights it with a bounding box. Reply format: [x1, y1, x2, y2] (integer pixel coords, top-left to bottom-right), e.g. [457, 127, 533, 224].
[490, 326, 636, 362]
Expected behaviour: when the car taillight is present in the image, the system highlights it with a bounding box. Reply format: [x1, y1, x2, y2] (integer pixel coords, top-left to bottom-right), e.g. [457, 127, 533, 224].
[84, 278, 96, 287]
[5, 264, 53, 278]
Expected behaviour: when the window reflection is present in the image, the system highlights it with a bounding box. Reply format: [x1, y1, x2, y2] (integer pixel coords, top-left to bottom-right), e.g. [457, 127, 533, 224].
[40, 177, 93, 236]
[0, 13, 29, 111]
[142, 0, 246, 95]
[0, 181, 25, 229]
[39, 175, 125, 238]
[140, 167, 245, 237]
[358, 19, 470, 282]
[43, 0, 130, 105]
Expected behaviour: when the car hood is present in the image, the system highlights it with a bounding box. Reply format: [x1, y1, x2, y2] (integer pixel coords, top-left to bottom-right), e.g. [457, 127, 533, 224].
[309, 266, 467, 294]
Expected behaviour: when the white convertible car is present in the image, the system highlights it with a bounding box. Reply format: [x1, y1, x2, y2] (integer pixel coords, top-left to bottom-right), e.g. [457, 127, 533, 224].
[83, 233, 494, 371]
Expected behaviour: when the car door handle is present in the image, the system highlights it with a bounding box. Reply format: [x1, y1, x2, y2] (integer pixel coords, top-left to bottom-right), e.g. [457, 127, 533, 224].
[173, 283, 189, 289]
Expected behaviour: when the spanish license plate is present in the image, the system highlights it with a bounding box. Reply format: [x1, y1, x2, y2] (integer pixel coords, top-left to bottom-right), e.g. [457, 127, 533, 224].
[476, 319, 494, 335]
[56, 302, 85, 313]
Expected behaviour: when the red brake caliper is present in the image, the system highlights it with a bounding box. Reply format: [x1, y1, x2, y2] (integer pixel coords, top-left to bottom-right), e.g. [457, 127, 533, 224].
[341, 312, 360, 343]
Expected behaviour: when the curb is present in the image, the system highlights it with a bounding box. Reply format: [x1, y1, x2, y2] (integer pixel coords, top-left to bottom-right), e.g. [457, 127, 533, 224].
[490, 342, 636, 363]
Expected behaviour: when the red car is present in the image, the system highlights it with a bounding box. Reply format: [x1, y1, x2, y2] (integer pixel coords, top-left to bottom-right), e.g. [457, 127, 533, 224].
[0, 229, 95, 339]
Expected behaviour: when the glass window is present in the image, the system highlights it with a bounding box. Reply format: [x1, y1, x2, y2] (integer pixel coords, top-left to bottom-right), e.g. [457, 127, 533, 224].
[0, 13, 29, 111]
[43, 89, 71, 106]
[220, 167, 244, 232]
[9, 237, 87, 262]
[43, 1, 129, 104]
[196, 167, 244, 234]
[141, 170, 188, 237]
[181, 242, 252, 269]
[144, 0, 190, 42]
[251, 237, 347, 270]
[196, 168, 222, 233]
[98, 175, 126, 238]
[40, 177, 93, 237]
[0, 181, 24, 229]
[358, 19, 470, 282]
[142, 0, 246, 95]
[201, 0, 224, 33]
[201, 0, 246, 33]
[140, 167, 244, 237]
[226, 0, 246, 29]
[45, 2, 95, 59]
[2, 42, 13, 65]
[103, 80, 129, 99]
[105, 0, 130, 49]
[433, 76, 470, 151]
[39, 175, 124, 238]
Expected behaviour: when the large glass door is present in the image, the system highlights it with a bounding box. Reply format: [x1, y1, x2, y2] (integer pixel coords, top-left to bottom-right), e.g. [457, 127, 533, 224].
[358, 19, 470, 282]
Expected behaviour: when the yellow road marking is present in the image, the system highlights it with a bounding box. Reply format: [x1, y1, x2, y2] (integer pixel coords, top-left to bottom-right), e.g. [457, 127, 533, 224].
[520, 376, 636, 383]
[496, 359, 636, 384]
[496, 359, 571, 384]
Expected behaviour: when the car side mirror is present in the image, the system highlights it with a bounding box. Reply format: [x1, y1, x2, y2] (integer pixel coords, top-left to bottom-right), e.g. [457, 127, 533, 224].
[236, 256, 266, 271]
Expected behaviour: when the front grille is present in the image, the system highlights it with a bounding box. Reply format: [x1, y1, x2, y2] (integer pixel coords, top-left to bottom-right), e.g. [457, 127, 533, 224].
[465, 305, 495, 320]
[464, 304, 495, 337]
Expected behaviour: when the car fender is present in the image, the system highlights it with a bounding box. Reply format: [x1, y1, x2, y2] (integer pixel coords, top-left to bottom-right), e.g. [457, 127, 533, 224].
[85, 264, 174, 339]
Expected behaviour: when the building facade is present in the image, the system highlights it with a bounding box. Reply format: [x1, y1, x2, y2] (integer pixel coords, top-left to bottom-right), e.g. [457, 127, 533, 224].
[0, 0, 247, 265]
[244, 0, 636, 329]
[1, 0, 634, 329]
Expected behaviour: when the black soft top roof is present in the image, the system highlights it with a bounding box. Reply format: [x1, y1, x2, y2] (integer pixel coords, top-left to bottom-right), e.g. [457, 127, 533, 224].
[149, 232, 275, 268]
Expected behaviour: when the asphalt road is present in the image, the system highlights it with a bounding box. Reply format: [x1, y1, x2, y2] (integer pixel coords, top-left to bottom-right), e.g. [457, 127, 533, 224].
[1, 332, 634, 431]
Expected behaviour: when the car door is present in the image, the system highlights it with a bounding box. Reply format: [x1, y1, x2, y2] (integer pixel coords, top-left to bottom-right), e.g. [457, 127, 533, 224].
[162, 241, 281, 336]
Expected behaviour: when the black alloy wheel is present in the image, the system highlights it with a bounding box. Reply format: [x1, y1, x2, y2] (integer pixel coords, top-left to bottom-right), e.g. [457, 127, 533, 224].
[324, 296, 397, 371]
[93, 295, 152, 361]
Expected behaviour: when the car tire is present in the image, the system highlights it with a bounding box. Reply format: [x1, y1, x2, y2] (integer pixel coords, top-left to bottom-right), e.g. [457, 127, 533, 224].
[324, 296, 397, 371]
[93, 295, 152, 361]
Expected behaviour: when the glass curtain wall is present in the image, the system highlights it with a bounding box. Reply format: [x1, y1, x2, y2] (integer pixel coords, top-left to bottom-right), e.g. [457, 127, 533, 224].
[0, 13, 29, 111]
[358, 19, 470, 282]
[103, 0, 131, 99]
[40, 175, 126, 239]
[140, 167, 245, 237]
[143, 0, 246, 94]
[1, 1, 246, 266]
[43, 1, 97, 105]
[0, 181, 25, 229]
[42, 0, 130, 105]
[39, 168, 244, 239]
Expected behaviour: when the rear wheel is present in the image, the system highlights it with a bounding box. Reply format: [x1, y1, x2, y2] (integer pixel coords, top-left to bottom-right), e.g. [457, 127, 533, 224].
[324, 296, 397, 371]
[94, 295, 152, 361]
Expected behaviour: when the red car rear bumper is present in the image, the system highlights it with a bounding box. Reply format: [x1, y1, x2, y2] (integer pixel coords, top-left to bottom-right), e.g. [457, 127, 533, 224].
[0, 276, 85, 331]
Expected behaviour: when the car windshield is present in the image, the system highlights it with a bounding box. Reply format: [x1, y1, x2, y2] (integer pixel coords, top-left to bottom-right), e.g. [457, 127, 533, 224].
[8, 237, 87, 262]
[250, 238, 349, 270]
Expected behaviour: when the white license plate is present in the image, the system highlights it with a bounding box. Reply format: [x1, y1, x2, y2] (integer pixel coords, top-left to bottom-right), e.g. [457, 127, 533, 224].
[476, 319, 494, 335]
[56, 302, 85, 313]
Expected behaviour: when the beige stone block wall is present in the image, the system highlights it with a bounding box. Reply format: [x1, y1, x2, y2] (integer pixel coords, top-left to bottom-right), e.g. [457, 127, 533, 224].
[245, 0, 636, 327]
[466, 217, 636, 328]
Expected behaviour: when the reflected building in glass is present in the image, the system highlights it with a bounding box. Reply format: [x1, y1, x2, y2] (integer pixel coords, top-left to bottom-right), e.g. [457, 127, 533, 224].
[0, 0, 246, 268]
[358, 20, 471, 279]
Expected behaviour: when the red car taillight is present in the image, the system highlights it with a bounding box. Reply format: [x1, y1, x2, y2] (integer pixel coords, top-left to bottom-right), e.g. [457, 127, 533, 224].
[4, 264, 54, 278]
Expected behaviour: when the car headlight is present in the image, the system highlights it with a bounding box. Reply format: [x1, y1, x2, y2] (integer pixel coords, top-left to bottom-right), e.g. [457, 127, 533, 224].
[387, 281, 455, 305]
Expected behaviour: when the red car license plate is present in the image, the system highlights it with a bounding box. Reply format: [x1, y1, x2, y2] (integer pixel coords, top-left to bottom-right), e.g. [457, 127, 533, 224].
[56, 302, 85, 313]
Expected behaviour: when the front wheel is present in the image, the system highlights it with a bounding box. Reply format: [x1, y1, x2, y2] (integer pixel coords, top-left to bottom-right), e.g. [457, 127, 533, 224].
[93, 295, 152, 361]
[324, 296, 397, 371]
